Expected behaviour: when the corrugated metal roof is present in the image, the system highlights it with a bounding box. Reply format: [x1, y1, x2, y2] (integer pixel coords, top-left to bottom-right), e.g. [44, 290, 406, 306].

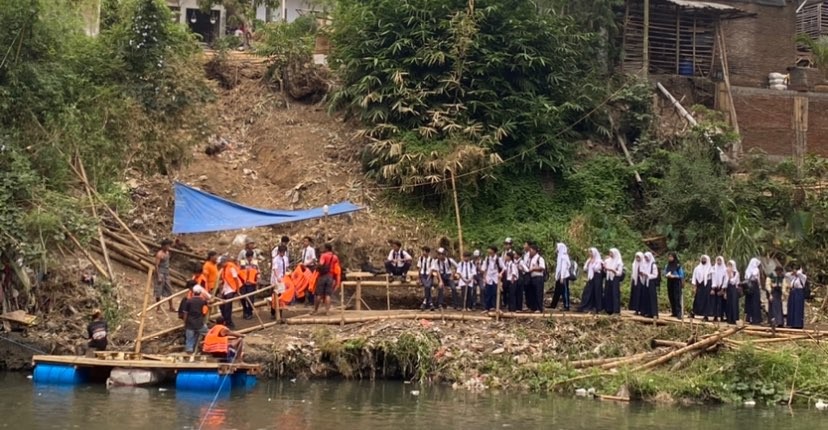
[667, 0, 741, 11]
[664, 0, 757, 18]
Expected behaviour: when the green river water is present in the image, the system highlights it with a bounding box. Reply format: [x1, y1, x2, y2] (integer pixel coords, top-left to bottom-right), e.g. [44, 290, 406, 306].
[1, 372, 825, 429]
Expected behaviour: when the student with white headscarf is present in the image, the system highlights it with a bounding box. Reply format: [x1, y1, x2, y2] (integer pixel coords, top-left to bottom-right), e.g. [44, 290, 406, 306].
[744, 258, 763, 325]
[629, 252, 644, 314]
[641, 252, 660, 318]
[578, 248, 604, 313]
[690, 255, 712, 319]
[603, 249, 623, 315]
[786, 266, 807, 329]
[708, 256, 727, 322]
[663, 252, 685, 319]
[551, 243, 572, 311]
[724, 260, 741, 325]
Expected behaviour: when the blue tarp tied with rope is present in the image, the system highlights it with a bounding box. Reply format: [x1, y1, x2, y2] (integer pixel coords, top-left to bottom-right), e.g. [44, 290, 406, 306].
[172, 182, 364, 234]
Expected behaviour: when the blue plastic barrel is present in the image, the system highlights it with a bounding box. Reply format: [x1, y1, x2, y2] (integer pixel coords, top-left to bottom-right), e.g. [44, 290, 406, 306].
[175, 370, 229, 393]
[231, 373, 257, 390]
[33, 363, 88, 385]
[679, 60, 694, 76]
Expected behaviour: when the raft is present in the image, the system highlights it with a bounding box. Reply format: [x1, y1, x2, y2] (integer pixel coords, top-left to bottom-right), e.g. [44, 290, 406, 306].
[32, 353, 260, 392]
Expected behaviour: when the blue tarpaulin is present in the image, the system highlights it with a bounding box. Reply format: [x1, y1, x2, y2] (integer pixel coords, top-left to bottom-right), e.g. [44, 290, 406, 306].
[172, 182, 364, 234]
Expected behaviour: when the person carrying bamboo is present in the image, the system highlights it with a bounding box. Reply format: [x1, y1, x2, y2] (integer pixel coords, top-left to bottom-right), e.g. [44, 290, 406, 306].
[239, 250, 260, 321]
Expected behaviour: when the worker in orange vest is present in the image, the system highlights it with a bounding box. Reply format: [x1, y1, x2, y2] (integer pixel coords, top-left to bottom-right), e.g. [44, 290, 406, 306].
[239, 250, 259, 320]
[202, 251, 220, 293]
[219, 255, 243, 329]
[203, 316, 245, 362]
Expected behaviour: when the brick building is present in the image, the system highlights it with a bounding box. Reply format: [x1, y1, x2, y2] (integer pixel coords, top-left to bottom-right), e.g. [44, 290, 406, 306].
[718, 0, 797, 87]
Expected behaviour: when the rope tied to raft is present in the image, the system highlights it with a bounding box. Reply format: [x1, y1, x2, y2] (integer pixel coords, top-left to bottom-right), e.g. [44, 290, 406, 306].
[196, 352, 241, 430]
[0, 335, 47, 354]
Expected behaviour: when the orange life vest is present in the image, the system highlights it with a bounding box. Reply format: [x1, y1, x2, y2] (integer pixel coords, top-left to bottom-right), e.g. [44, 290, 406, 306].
[203, 324, 229, 354]
[202, 261, 219, 293]
[240, 264, 259, 285]
[192, 273, 207, 288]
[221, 262, 242, 292]
[287, 265, 313, 299]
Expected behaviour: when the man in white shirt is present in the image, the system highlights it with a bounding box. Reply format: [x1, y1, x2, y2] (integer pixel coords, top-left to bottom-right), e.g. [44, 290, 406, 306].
[456, 252, 476, 311]
[384, 240, 412, 282]
[527, 244, 546, 313]
[503, 252, 520, 312]
[300, 236, 316, 266]
[434, 248, 458, 310]
[417, 246, 438, 311]
[271, 236, 290, 264]
[481, 246, 503, 311]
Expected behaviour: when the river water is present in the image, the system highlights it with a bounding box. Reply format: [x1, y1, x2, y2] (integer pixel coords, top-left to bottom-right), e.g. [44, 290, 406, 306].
[0, 372, 824, 429]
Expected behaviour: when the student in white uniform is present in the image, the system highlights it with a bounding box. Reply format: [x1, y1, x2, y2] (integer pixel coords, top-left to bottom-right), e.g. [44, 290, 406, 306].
[504, 252, 520, 312]
[527, 244, 546, 313]
[434, 248, 458, 310]
[457, 252, 477, 311]
[300, 236, 317, 266]
[417, 246, 438, 311]
[481, 246, 503, 311]
[385, 240, 413, 282]
[551, 243, 571, 311]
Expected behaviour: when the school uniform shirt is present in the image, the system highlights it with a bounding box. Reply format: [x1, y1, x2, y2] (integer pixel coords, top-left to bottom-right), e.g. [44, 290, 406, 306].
[301, 246, 317, 264]
[271, 246, 290, 263]
[505, 261, 519, 282]
[529, 254, 546, 277]
[417, 256, 436, 276]
[712, 260, 728, 290]
[436, 258, 457, 276]
[387, 249, 412, 267]
[481, 256, 502, 285]
[237, 248, 263, 263]
[456, 261, 476, 287]
[272, 254, 289, 291]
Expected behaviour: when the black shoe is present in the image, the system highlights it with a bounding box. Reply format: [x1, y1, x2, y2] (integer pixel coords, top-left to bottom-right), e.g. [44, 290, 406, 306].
[430, 307, 436, 312]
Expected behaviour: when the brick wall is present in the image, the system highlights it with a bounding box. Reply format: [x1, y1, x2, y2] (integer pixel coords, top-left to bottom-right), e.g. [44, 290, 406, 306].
[719, 0, 796, 87]
[731, 87, 828, 157]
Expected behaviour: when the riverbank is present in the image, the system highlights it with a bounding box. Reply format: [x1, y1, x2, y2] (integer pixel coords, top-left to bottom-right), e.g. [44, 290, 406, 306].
[239, 314, 828, 406]
[5, 312, 828, 406]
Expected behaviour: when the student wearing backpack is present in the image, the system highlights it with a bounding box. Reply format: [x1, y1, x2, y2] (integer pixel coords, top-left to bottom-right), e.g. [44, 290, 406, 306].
[641, 252, 660, 319]
[551, 243, 572, 311]
[629, 252, 643, 314]
[417, 246, 437, 311]
[457, 252, 477, 311]
[481, 246, 503, 311]
[504, 252, 520, 312]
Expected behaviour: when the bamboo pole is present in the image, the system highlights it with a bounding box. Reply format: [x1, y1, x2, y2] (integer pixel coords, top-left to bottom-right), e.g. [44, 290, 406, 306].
[633, 326, 743, 371]
[651, 339, 687, 348]
[643, 0, 650, 76]
[716, 21, 740, 138]
[135, 267, 155, 353]
[571, 356, 626, 369]
[340, 280, 345, 326]
[213, 284, 276, 307]
[285, 313, 491, 325]
[138, 288, 190, 316]
[77, 156, 115, 281]
[600, 351, 657, 370]
[140, 299, 269, 342]
[385, 273, 391, 311]
[64, 228, 109, 280]
[67, 159, 150, 255]
[495, 280, 501, 322]
[449, 170, 466, 314]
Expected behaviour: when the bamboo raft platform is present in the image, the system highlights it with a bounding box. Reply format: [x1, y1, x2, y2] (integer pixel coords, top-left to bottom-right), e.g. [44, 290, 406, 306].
[32, 354, 260, 374]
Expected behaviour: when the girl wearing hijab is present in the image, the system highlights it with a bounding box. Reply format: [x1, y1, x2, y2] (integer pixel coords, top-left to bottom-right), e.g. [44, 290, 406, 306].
[765, 265, 787, 328]
[691, 255, 712, 319]
[551, 243, 572, 311]
[663, 252, 684, 319]
[578, 248, 604, 313]
[708, 256, 727, 323]
[787, 266, 807, 329]
[603, 249, 623, 314]
[629, 252, 644, 314]
[641, 252, 660, 318]
[725, 260, 741, 325]
[744, 258, 763, 325]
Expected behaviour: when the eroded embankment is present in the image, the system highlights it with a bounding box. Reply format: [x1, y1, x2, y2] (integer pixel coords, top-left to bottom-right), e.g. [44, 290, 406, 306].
[243, 316, 828, 406]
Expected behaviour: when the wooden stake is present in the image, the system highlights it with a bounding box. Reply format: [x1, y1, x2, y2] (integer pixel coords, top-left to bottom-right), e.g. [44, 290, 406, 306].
[135, 267, 155, 353]
[385, 274, 391, 311]
[138, 288, 189, 316]
[340, 280, 345, 326]
[716, 21, 740, 153]
[643, 0, 650, 76]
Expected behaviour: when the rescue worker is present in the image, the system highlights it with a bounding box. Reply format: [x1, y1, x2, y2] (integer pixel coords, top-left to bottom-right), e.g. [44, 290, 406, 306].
[202, 251, 220, 294]
[239, 250, 259, 320]
[219, 255, 243, 329]
[87, 309, 108, 352]
[203, 316, 246, 362]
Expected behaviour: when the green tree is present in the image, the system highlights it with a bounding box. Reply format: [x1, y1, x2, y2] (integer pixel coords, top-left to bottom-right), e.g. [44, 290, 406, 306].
[329, 0, 602, 191]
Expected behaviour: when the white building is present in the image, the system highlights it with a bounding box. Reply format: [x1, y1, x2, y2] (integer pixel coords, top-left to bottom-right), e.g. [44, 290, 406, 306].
[167, 0, 226, 44]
